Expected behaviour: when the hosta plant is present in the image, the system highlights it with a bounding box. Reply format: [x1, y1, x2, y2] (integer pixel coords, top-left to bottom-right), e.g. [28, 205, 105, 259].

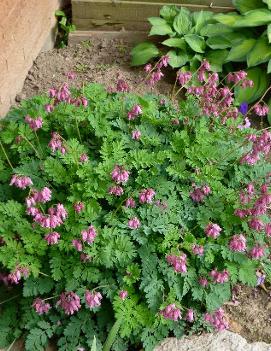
[131, 3, 271, 104]
[1, 65, 271, 351]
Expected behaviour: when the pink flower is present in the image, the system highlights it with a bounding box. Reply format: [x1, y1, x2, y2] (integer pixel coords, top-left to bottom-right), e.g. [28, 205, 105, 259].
[38, 187, 52, 203]
[167, 254, 187, 273]
[10, 175, 33, 189]
[254, 103, 269, 117]
[128, 217, 141, 229]
[32, 298, 51, 315]
[81, 225, 97, 244]
[190, 185, 211, 202]
[248, 218, 264, 232]
[250, 245, 265, 259]
[238, 117, 251, 130]
[56, 203, 68, 220]
[8, 267, 29, 284]
[72, 239, 83, 252]
[116, 79, 129, 93]
[144, 64, 152, 73]
[139, 188, 156, 204]
[79, 153, 88, 163]
[80, 253, 91, 262]
[204, 308, 229, 331]
[85, 290, 102, 308]
[132, 129, 141, 140]
[127, 105, 142, 120]
[108, 185, 124, 196]
[81, 97, 88, 107]
[265, 223, 271, 236]
[45, 104, 54, 112]
[111, 165, 129, 184]
[25, 115, 43, 131]
[73, 202, 84, 213]
[66, 71, 76, 80]
[205, 223, 222, 239]
[157, 55, 169, 69]
[192, 244, 204, 256]
[148, 70, 164, 86]
[229, 234, 246, 252]
[48, 132, 66, 154]
[202, 185, 211, 195]
[186, 309, 194, 322]
[44, 231, 60, 245]
[125, 197, 136, 208]
[177, 71, 192, 86]
[57, 292, 81, 315]
[198, 277, 208, 287]
[119, 290, 128, 300]
[210, 269, 229, 284]
[160, 304, 181, 321]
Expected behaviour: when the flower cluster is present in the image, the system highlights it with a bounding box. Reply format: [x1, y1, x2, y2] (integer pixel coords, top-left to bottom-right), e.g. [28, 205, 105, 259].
[25, 115, 43, 131]
[10, 175, 33, 189]
[85, 290, 103, 309]
[210, 269, 229, 284]
[81, 225, 97, 244]
[204, 308, 229, 331]
[57, 291, 81, 315]
[32, 298, 51, 315]
[205, 223, 222, 239]
[190, 185, 211, 202]
[166, 254, 187, 273]
[48, 132, 66, 154]
[127, 105, 142, 120]
[160, 304, 181, 321]
[139, 188, 156, 204]
[241, 131, 271, 166]
[111, 165, 130, 184]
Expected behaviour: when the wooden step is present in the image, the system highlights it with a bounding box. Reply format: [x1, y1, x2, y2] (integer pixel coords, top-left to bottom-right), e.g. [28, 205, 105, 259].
[72, 0, 235, 31]
[69, 30, 148, 44]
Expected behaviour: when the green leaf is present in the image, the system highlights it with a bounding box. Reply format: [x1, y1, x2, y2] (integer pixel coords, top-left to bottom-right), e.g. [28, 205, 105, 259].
[200, 23, 233, 37]
[160, 5, 178, 22]
[206, 36, 232, 49]
[226, 38, 256, 62]
[206, 49, 229, 72]
[91, 336, 97, 351]
[162, 38, 186, 49]
[148, 17, 173, 36]
[55, 10, 66, 17]
[233, 9, 271, 27]
[193, 10, 214, 34]
[167, 50, 188, 68]
[232, 0, 266, 14]
[267, 97, 271, 124]
[263, 0, 271, 9]
[213, 13, 240, 26]
[268, 24, 271, 43]
[184, 34, 206, 53]
[239, 261, 257, 286]
[131, 42, 159, 66]
[235, 67, 269, 104]
[268, 59, 271, 73]
[247, 37, 271, 67]
[173, 7, 192, 35]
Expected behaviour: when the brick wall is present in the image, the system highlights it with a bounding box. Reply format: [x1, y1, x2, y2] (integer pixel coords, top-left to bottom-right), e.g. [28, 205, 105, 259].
[0, 0, 68, 117]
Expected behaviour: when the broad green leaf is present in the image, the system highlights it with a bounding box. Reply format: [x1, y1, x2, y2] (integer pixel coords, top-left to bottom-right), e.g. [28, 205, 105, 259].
[206, 49, 229, 72]
[233, 9, 271, 27]
[263, 0, 271, 9]
[55, 10, 66, 17]
[200, 23, 233, 37]
[268, 24, 271, 43]
[268, 59, 271, 73]
[91, 336, 97, 351]
[184, 34, 206, 53]
[232, 0, 266, 14]
[235, 67, 269, 104]
[206, 36, 232, 49]
[226, 38, 256, 62]
[193, 10, 214, 34]
[148, 17, 173, 36]
[131, 42, 159, 66]
[213, 12, 240, 26]
[167, 50, 188, 68]
[160, 5, 178, 22]
[247, 37, 271, 67]
[173, 7, 192, 35]
[162, 38, 186, 49]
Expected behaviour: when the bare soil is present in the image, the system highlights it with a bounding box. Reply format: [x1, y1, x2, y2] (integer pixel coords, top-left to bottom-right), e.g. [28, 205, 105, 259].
[16, 37, 271, 345]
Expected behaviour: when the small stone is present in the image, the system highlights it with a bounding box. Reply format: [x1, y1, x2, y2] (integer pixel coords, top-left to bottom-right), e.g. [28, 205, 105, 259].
[15, 93, 26, 102]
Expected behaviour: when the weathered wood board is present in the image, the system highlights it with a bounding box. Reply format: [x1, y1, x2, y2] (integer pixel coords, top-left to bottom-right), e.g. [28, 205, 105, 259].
[72, 0, 235, 31]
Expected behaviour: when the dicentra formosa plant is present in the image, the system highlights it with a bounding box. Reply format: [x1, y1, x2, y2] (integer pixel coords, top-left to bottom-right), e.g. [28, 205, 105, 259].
[1, 63, 271, 351]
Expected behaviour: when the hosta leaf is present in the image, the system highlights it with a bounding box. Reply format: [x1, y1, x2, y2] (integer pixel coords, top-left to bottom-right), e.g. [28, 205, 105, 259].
[232, 0, 266, 14]
[184, 34, 206, 53]
[247, 37, 271, 67]
[193, 10, 214, 34]
[226, 38, 256, 62]
[268, 24, 271, 43]
[162, 38, 186, 49]
[206, 36, 232, 49]
[263, 0, 271, 9]
[233, 9, 271, 27]
[268, 59, 271, 73]
[200, 23, 233, 37]
[206, 49, 229, 72]
[213, 12, 240, 26]
[131, 42, 159, 66]
[148, 17, 173, 36]
[173, 7, 192, 35]
[235, 67, 269, 104]
[167, 50, 188, 68]
[160, 5, 178, 22]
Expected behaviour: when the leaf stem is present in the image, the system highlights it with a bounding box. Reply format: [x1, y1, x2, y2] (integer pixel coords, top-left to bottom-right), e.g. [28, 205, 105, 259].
[0, 294, 20, 305]
[6, 338, 17, 351]
[20, 134, 42, 159]
[0, 140, 14, 169]
[102, 319, 122, 351]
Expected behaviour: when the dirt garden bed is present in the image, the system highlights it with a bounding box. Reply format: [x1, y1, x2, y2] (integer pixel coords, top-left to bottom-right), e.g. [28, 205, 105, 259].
[11, 36, 271, 348]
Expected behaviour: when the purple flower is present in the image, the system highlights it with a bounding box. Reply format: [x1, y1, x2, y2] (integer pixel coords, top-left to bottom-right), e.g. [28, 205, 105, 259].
[119, 290, 128, 300]
[229, 234, 246, 252]
[25, 115, 43, 131]
[204, 308, 229, 331]
[128, 217, 141, 229]
[72, 239, 83, 252]
[139, 188, 155, 204]
[186, 309, 194, 322]
[79, 153, 89, 163]
[108, 185, 124, 197]
[239, 102, 248, 116]
[125, 197, 136, 208]
[32, 298, 51, 314]
[132, 130, 141, 140]
[10, 175, 33, 189]
[73, 202, 85, 213]
[85, 290, 102, 308]
[167, 254, 187, 273]
[205, 223, 222, 239]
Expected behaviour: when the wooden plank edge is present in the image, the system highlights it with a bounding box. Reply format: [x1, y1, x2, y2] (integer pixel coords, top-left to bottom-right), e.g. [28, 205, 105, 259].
[69, 30, 149, 44]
